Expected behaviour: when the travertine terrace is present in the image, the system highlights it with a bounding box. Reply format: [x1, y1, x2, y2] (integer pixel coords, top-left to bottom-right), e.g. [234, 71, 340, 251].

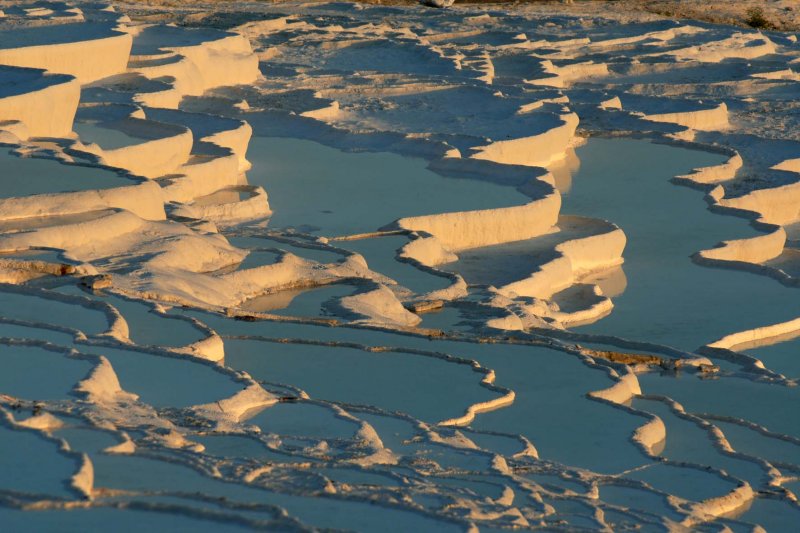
[0, 1, 800, 530]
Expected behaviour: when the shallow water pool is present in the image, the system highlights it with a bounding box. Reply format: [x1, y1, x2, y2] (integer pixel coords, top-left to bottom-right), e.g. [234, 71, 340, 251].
[565, 138, 800, 351]
[245, 137, 527, 237]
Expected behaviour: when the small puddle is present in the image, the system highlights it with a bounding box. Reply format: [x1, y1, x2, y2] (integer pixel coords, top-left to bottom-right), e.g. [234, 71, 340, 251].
[73, 121, 150, 150]
[0, 149, 138, 197]
[240, 283, 355, 316]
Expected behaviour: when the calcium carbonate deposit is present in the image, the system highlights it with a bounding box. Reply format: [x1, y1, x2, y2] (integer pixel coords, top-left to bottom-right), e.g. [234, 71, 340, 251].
[1, 0, 800, 530]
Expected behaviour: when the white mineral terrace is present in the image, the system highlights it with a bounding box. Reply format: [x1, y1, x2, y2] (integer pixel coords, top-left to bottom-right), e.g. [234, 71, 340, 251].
[0, 0, 799, 531]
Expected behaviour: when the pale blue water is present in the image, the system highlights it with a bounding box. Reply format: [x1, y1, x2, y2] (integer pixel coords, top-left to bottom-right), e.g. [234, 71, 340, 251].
[713, 420, 800, 467]
[0, 345, 92, 400]
[339, 235, 451, 295]
[91, 453, 461, 532]
[0, 289, 109, 335]
[73, 121, 149, 150]
[243, 401, 360, 439]
[0, 149, 137, 197]
[225, 337, 500, 423]
[191, 314, 647, 473]
[56, 286, 206, 348]
[0, 425, 78, 499]
[241, 283, 355, 316]
[744, 337, 800, 380]
[566, 139, 800, 351]
[77, 345, 241, 408]
[245, 137, 527, 236]
[0, 508, 252, 533]
[638, 372, 800, 439]
[632, 398, 766, 488]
